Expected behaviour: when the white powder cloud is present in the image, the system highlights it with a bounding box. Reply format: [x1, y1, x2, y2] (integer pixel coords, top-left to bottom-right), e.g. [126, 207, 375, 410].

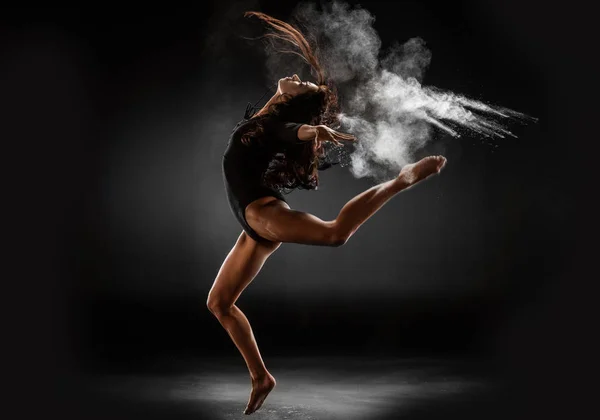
[267, 1, 537, 181]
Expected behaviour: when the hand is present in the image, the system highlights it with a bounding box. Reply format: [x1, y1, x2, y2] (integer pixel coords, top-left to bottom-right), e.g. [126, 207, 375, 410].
[313, 125, 356, 151]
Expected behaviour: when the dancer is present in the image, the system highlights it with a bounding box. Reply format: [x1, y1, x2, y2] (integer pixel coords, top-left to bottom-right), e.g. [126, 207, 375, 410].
[207, 11, 447, 415]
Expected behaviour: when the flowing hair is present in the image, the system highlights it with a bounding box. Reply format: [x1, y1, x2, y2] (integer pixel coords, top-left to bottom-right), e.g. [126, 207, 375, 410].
[242, 11, 340, 193]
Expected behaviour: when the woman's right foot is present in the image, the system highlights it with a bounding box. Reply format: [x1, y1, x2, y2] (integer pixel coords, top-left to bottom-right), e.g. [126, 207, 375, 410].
[396, 155, 447, 187]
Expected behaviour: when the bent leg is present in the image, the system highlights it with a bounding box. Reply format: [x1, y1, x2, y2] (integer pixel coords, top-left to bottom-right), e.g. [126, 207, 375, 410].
[207, 232, 279, 414]
[246, 178, 408, 246]
[245, 155, 446, 246]
[207, 231, 280, 379]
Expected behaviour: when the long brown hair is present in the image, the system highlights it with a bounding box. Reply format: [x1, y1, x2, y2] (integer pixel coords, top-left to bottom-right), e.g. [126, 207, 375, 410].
[242, 11, 340, 193]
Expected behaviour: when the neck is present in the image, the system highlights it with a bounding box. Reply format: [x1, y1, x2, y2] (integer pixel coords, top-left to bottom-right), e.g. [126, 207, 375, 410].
[253, 92, 283, 118]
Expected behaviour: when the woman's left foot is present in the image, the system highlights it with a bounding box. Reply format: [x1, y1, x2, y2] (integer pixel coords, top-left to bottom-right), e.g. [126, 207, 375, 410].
[244, 373, 276, 415]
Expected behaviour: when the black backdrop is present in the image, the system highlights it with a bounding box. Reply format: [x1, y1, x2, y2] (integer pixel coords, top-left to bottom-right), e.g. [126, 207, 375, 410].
[3, 1, 596, 418]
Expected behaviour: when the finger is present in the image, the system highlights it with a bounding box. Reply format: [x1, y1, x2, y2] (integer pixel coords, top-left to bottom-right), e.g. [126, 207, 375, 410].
[335, 135, 355, 143]
[333, 131, 356, 141]
[325, 132, 345, 146]
[331, 129, 353, 137]
[316, 137, 323, 150]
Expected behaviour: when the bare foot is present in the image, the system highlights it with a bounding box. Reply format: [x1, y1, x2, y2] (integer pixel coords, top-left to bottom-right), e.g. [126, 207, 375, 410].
[397, 155, 447, 187]
[244, 373, 276, 415]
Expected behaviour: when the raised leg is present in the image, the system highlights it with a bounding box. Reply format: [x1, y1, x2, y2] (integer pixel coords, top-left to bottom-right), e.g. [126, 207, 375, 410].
[245, 155, 447, 245]
[207, 232, 280, 414]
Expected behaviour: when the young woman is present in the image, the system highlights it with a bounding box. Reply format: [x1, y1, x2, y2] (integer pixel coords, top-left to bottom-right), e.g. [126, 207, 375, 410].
[207, 12, 447, 415]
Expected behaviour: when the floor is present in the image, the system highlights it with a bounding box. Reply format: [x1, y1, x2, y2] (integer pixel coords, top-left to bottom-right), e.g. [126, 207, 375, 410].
[75, 356, 501, 420]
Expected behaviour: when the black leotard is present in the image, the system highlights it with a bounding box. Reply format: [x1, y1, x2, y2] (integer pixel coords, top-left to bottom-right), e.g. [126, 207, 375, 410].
[222, 115, 306, 243]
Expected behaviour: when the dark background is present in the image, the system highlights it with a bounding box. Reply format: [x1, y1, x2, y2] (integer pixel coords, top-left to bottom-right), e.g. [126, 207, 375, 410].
[2, 0, 596, 418]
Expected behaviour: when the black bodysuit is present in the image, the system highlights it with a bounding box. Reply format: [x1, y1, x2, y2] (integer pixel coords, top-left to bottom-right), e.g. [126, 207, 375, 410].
[222, 115, 307, 243]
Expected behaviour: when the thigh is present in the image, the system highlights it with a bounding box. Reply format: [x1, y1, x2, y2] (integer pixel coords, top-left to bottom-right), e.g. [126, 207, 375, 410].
[245, 198, 339, 246]
[208, 231, 280, 306]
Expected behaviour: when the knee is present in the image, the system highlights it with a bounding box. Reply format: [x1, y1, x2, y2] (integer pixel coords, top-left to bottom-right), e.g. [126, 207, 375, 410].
[329, 225, 350, 247]
[331, 235, 348, 247]
[264, 239, 282, 252]
[206, 294, 232, 317]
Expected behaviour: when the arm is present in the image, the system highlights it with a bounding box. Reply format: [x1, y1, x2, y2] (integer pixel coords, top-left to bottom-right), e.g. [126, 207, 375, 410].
[267, 119, 356, 148]
[298, 125, 319, 141]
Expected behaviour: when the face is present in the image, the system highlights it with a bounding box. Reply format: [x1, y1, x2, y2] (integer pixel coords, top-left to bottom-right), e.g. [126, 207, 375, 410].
[277, 74, 320, 97]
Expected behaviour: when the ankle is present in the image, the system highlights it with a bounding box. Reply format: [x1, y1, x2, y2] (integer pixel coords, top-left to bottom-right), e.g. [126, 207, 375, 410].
[250, 370, 270, 381]
[390, 177, 411, 192]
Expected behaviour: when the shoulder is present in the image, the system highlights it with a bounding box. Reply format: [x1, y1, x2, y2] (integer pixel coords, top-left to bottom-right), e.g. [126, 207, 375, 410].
[232, 118, 252, 132]
[228, 118, 270, 149]
[231, 118, 258, 138]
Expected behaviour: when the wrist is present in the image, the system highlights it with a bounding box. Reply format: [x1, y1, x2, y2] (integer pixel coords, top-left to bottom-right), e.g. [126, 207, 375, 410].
[298, 124, 319, 141]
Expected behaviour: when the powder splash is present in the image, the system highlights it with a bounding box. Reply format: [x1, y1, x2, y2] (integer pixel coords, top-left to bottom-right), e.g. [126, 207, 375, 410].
[265, 1, 537, 181]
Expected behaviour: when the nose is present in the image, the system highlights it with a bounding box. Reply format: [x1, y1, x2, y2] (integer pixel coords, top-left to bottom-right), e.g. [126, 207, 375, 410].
[292, 74, 300, 81]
